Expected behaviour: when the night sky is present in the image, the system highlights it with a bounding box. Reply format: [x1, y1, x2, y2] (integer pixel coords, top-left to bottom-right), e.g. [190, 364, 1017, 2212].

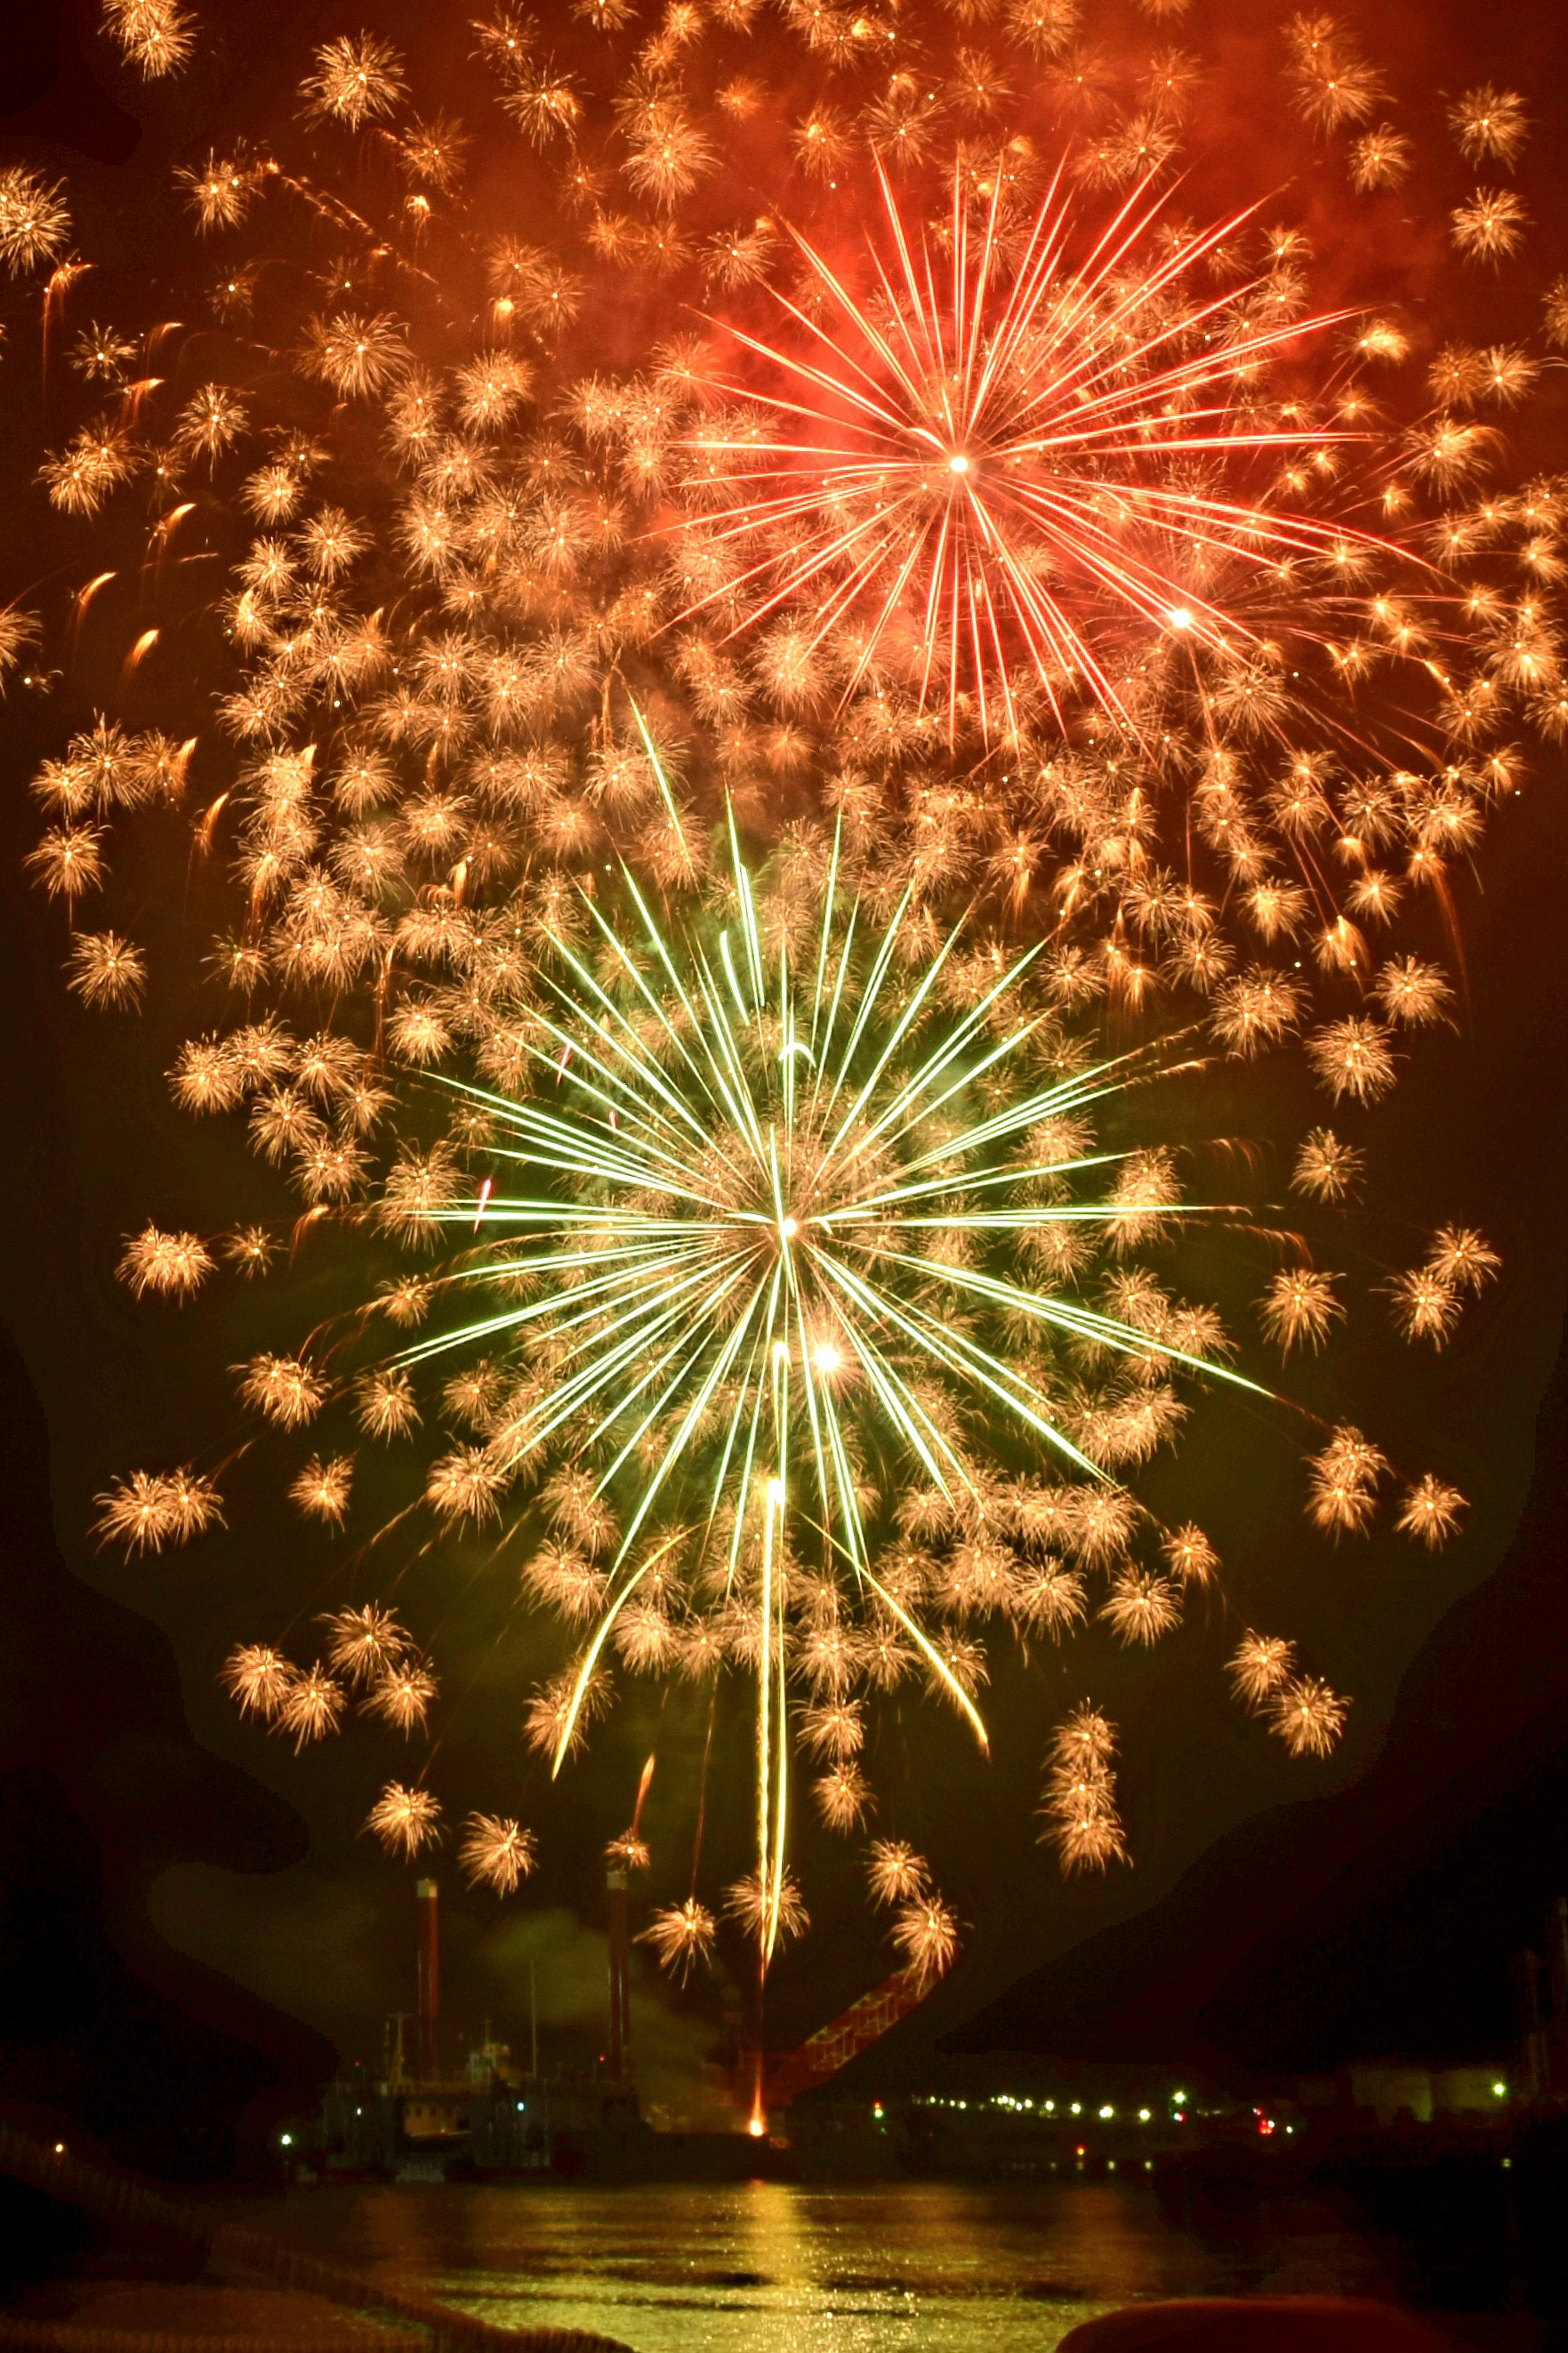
[1, 0, 1566, 2170]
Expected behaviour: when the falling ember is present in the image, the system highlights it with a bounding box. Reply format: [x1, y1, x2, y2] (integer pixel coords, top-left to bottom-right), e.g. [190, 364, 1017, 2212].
[638, 1898, 718, 1984]
[891, 1891, 962, 1987]
[631, 1751, 656, 1836]
[73, 573, 118, 620]
[364, 1780, 443, 1858]
[459, 1813, 537, 1894]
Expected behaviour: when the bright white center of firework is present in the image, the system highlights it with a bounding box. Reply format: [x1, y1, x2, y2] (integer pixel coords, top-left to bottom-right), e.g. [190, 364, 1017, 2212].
[780, 1215, 799, 1238]
[949, 453, 970, 475]
[814, 1344, 843, 1374]
[1166, 606, 1194, 631]
[766, 1477, 785, 1506]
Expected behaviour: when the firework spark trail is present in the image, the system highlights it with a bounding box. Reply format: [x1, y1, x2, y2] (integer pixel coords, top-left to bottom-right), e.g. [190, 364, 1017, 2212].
[683, 163, 1385, 738]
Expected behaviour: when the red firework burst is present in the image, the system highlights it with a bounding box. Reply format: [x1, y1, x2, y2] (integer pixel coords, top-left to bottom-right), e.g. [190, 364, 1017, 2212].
[678, 160, 1380, 741]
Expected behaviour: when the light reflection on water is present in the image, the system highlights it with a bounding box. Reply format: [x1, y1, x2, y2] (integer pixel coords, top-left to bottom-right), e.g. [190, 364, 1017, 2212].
[261, 2177, 1481, 2353]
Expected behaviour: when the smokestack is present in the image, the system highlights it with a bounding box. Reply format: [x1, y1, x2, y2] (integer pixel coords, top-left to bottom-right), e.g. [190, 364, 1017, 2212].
[1551, 1898, 1568, 2018]
[1513, 1949, 1545, 2100]
[606, 1867, 631, 2081]
[416, 1877, 440, 2081]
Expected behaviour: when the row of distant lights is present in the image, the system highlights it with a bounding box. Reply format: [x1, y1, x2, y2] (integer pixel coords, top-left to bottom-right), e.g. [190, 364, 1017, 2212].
[282, 2081, 1516, 2154]
[909, 2092, 1192, 2121]
[274, 2080, 1516, 2156]
[904, 2081, 1511, 2124]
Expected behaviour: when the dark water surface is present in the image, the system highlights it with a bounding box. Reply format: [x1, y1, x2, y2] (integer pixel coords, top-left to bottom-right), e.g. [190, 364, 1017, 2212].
[259, 2179, 1550, 2351]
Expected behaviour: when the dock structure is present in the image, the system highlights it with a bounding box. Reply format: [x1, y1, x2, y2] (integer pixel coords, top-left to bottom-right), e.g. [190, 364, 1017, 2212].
[318, 2072, 649, 2183]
